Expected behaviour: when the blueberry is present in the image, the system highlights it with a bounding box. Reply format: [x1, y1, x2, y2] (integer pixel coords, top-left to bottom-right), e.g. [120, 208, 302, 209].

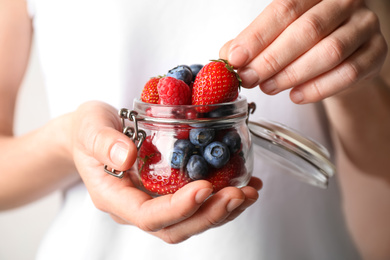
[186, 155, 209, 180]
[170, 139, 195, 169]
[206, 104, 236, 118]
[222, 131, 241, 154]
[189, 64, 203, 81]
[189, 128, 215, 147]
[167, 65, 193, 86]
[204, 141, 230, 168]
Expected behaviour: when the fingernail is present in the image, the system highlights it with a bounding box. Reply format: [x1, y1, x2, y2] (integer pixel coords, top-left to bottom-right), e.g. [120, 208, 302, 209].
[195, 188, 213, 204]
[261, 79, 277, 94]
[239, 68, 259, 88]
[110, 141, 129, 166]
[227, 199, 244, 212]
[228, 46, 249, 67]
[290, 89, 304, 104]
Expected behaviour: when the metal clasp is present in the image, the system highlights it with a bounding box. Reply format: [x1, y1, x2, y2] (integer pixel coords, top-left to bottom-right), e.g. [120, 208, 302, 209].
[104, 108, 146, 178]
[246, 102, 256, 124]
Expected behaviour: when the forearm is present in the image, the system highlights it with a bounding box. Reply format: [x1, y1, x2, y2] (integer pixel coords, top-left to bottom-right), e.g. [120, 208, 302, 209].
[323, 78, 390, 259]
[321, 1, 390, 258]
[0, 113, 78, 210]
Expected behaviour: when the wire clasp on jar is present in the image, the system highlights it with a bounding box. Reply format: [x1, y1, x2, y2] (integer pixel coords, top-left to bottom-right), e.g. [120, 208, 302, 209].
[247, 102, 256, 124]
[104, 108, 146, 178]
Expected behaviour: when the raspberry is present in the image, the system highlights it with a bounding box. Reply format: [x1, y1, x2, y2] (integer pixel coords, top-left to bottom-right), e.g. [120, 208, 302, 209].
[157, 77, 191, 105]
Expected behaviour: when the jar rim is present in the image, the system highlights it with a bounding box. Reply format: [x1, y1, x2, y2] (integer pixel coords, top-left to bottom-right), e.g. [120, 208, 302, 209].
[132, 95, 249, 124]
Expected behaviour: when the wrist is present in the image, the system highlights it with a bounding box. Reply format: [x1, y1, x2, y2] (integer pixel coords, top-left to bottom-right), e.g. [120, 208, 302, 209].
[42, 112, 76, 171]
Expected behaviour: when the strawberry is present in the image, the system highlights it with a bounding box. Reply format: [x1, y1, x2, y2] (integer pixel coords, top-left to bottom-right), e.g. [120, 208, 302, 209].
[137, 135, 161, 171]
[206, 154, 246, 192]
[141, 166, 191, 195]
[192, 59, 241, 112]
[141, 77, 161, 104]
[157, 77, 191, 105]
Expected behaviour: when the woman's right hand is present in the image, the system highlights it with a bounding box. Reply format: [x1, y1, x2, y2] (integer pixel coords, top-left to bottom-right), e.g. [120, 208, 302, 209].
[70, 101, 262, 244]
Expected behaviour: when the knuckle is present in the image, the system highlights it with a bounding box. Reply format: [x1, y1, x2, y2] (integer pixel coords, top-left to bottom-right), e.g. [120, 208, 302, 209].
[310, 80, 326, 101]
[251, 30, 267, 51]
[322, 37, 346, 66]
[159, 230, 187, 245]
[341, 62, 360, 85]
[204, 213, 224, 228]
[261, 51, 282, 76]
[301, 14, 325, 42]
[364, 10, 380, 30]
[282, 66, 300, 87]
[273, 0, 301, 23]
[110, 214, 127, 225]
[136, 219, 158, 233]
[88, 127, 108, 158]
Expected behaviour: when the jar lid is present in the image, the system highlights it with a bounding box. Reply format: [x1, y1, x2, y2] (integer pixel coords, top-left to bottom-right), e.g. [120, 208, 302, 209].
[248, 119, 335, 189]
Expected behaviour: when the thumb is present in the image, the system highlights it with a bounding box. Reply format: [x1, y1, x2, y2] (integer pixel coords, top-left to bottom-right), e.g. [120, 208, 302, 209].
[219, 39, 234, 62]
[90, 127, 138, 171]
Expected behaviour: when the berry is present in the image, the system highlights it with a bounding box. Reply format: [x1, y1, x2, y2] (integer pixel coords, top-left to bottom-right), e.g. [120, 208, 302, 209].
[157, 77, 191, 105]
[141, 77, 161, 104]
[189, 64, 203, 81]
[174, 126, 190, 140]
[206, 104, 236, 118]
[170, 139, 195, 169]
[203, 141, 230, 168]
[206, 154, 246, 192]
[189, 128, 215, 147]
[167, 65, 193, 86]
[137, 135, 161, 171]
[141, 166, 191, 195]
[192, 59, 241, 112]
[222, 130, 241, 154]
[186, 155, 209, 180]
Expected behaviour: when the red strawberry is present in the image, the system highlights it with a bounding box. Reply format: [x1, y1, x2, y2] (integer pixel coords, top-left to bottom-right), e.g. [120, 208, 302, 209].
[206, 154, 246, 192]
[157, 77, 191, 105]
[192, 59, 241, 112]
[141, 166, 191, 195]
[137, 135, 161, 171]
[141, 77, 161, 104]
[174, 125, 190, 140]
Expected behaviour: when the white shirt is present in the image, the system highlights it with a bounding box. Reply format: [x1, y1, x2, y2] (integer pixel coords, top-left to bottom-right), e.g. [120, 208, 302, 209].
[26, 0, 360, 259]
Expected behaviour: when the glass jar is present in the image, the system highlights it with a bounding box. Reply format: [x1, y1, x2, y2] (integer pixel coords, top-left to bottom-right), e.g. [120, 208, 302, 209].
[105, 96, 254, 197]
[104, 95, 335, 196]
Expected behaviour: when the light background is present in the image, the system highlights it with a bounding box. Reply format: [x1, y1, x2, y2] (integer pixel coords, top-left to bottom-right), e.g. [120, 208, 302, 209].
[0, 42, 62, 260]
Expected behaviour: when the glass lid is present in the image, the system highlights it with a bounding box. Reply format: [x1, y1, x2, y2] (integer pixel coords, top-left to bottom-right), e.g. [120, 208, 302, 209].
[248, 119, 336, 189]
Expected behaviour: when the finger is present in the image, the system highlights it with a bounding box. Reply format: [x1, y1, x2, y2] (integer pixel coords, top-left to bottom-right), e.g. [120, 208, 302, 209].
[216, 177, 263, 226]
[217, 185, 260, 226]
[238, 0, 356, 88]
[289, 33, 387, 104]
[110, 213, 128, 225]
[225, 0, 320, 69]
[108, 180, 214, 232]
[155, 186, 248, 244]
[88, 126, 138, 171]
[219, 39, 233, 60]
[76, 102, 138, 171]
[247, 176, 264, 191]
[260, 7, 377, 95]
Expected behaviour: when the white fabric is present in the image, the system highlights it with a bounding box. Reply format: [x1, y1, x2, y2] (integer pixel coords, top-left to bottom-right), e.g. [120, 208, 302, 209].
[26, 0, 360, 259]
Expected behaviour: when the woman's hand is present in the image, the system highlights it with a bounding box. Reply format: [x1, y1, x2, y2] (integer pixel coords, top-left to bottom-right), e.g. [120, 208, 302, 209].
[70, 101, 261, 244]
[220, 0, 387, 104]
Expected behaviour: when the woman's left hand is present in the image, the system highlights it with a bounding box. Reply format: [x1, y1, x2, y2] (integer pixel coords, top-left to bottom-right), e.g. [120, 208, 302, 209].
[220, 0, 387, 104]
